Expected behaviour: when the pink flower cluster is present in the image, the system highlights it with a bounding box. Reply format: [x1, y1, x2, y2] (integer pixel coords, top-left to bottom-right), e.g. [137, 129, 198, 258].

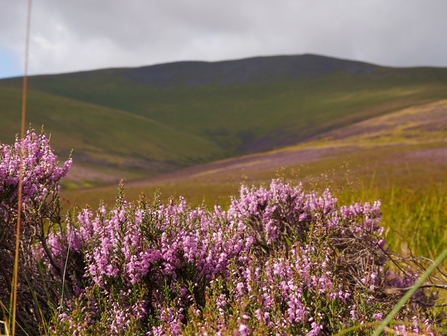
[42, 178, 416, 335]
[0, 130, 71, 215]
[0, 129, 72, 335]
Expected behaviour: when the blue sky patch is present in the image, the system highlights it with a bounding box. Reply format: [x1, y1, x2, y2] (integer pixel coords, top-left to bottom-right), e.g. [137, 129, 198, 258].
[0, 49, 22, 79]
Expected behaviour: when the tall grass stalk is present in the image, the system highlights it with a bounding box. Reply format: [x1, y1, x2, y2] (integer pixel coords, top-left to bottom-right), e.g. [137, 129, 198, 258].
[373, 246, 447, 336]
[8, 1, 32, 335]
[9, 171, 23, 336]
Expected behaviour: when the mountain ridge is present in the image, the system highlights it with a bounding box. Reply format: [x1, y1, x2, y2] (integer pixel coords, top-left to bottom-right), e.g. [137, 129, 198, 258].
[120, 54, 379, 88]
[1, 53, 380, 84]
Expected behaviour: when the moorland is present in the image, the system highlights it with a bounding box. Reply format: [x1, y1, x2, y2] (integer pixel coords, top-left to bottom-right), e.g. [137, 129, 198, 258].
[1, 53, 447, 254]
[1, 53, 447, 334]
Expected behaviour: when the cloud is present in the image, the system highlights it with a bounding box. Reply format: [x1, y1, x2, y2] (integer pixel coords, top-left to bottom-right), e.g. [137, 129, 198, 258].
[1, 0, 447, 79]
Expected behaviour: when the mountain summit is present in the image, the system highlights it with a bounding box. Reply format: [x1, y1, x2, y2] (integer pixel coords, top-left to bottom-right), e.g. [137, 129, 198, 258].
[121, 54, 378, 88]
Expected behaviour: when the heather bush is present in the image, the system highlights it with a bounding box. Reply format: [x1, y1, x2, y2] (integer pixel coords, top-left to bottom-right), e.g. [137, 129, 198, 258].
[40, 182, 439, 334]
[0, 130, 71, 335]
[1, 131, 444, 335]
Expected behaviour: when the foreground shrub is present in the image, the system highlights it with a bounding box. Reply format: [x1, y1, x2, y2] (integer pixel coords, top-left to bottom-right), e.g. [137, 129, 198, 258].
[0, 130, 71, 335]
[41, 182, 438, 335]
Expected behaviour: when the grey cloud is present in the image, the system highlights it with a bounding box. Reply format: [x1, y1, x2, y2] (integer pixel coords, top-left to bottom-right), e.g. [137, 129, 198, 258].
[1, 0, 447, 78]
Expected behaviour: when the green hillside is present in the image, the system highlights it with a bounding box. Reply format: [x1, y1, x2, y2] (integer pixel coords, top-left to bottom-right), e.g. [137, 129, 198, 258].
[0, 86, 225, 174]
[4, 55, 447, 153]
[1, 54, 447, 186]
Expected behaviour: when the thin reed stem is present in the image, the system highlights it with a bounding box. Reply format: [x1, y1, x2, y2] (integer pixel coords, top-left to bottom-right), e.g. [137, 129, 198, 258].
[10, 1, 32, 335]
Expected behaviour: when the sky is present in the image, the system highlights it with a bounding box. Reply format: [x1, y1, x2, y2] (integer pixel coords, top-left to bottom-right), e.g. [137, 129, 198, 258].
[1, 0, 447, 79]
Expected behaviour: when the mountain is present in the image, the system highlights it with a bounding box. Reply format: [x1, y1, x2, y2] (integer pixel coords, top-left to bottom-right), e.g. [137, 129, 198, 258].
[1, 54, 447, 186]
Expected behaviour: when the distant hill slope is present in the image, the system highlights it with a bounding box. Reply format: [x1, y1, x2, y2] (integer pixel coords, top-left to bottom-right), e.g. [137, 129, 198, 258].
[124, 99, 447, 188]
[0, 86, 225, 173]
[61, 99, 447, 209]
[1, 54, 447, 184]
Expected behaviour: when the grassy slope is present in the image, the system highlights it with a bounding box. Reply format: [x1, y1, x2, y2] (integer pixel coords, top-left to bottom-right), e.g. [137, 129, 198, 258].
[58, 97, 447, 193]
[0, 86, 225, 174]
